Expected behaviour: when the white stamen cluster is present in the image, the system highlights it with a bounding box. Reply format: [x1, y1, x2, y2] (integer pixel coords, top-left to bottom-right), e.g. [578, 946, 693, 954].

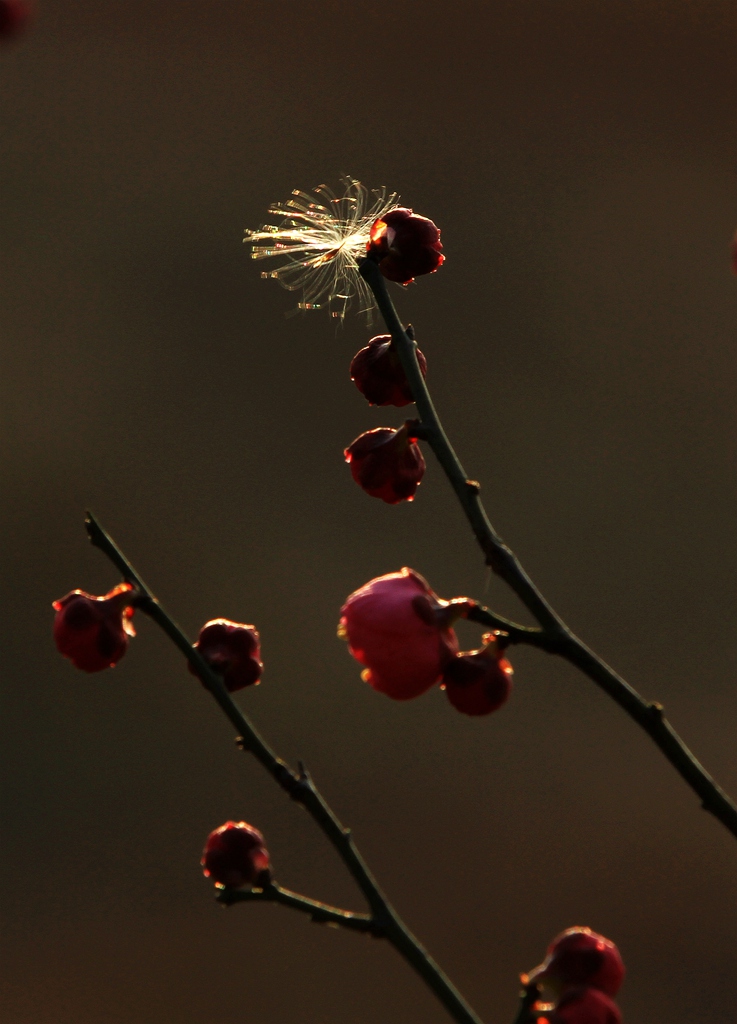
[244, 178, 399, 320]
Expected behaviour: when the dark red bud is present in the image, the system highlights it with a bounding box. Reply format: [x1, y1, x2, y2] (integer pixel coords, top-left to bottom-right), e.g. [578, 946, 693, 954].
[349, 334, 427, 407]
[0, 0, 32, 39]
[201, 821, 271, 888]
[441, 633, 513, 715]
[528, 927, 625, 999]
[52, 583, 137, 673]
[367, 207, 444, 284]
[189, 619, 262, 692]
[549, 988, 622, 1024]
[344, 423, 425, 504]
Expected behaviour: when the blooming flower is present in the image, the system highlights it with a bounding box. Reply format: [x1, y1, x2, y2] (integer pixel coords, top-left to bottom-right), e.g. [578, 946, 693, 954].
[528, 927, 625, 999]
[201, 821, 271, 889]
[366, 207, 444, 284]
[52, 583, 136, 672]
[547, 987, 622, 1024]
[189, 619, 263, 692]
[338, 568, 460, 700]
[350, 334, 427, 407]
[441, 634, 513, 716]
[245, 178, 400, 319]
[344, 424, 425, 504]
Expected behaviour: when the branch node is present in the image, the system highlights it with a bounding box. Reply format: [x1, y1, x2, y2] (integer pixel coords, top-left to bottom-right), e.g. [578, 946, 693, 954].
[407, 419, 432, 441]
[273, 759, 303, 795]
[465, 479, 481, 494]
[648, 701, 665, 720]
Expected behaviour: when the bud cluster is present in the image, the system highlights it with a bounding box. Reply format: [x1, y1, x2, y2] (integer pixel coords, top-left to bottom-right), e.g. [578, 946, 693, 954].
[344, 204, 441, 505]
[339, 568, 514, 715]
[527, 927, 625, 1024]
[346, 333, 428, 504]
[53, 586, 263, 693]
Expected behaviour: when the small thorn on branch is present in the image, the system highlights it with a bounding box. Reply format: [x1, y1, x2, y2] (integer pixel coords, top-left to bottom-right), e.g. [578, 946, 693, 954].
[465, 479, 481, 494]
[648, 701, 664, 720]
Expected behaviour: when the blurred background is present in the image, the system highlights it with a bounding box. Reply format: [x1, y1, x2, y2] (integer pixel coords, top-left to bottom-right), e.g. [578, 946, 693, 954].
[1, 1, 736, 1022]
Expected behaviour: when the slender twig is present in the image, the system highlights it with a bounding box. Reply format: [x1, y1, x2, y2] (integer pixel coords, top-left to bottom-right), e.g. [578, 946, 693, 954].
[465, 603, 553, 650]
[359, 258, 737, 842]
[510, 979, 541, 1024]
[216, 882, 376, 933]
[84, 511, 486, 1024]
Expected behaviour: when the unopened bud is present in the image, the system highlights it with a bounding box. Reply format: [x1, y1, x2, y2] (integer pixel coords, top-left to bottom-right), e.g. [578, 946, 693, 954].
[190, 619, 262, 692]
[441, 633, 513, 715]
[344, 423, 425, 504]
[350, 334, 427, 407]
[52, 583, 137, 673]
[201, 821, 271, 889]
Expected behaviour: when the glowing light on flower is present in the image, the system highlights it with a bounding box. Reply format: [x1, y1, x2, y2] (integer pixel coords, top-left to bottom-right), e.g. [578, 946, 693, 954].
[244, 178, 400, 320]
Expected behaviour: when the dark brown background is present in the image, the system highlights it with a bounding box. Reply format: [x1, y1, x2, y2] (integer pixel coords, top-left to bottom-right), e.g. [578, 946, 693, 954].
[1, 2, 736, 1022]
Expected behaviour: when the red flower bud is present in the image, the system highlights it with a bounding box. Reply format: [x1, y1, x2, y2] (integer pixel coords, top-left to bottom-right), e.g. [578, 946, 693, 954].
[52, 583, 136, 673]
[338, 567, 459, 700]
[0, 0, 32, 39]
[201, 820, 271, 889]
[441, 634, 513, 716]
[344, 423, 425, 504]
[189, 619, 262, 692]
[548, 988, 622, 1024]
[529, 927, 625, 999]
[349, 334, 427, 407]
[366, 207, 444, 284]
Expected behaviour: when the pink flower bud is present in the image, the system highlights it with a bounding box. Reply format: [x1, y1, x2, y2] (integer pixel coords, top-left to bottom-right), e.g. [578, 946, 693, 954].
[52, 583, 136, 673]
[349, 334, 427, 407]
[344, 423, 425, 504]
[548, 988, 622, 1024]
[441, 634, 513, 716]
[0, 0, 32, 39]
[367, 207, 444, 284]
[338, 568, 460, 700]
[189, 619, 262, 692]
[201, 821, 271, 889]
[529, 927, 625, 999]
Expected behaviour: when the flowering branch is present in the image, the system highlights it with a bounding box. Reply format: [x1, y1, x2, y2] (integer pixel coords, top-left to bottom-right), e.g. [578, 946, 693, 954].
[84, 510, 486, 1024]
[359, 256, 737, 842]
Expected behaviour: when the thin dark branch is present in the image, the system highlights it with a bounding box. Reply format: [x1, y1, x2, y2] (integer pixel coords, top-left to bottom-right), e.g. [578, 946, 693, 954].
[360, 258, 560, 634]
[216, 882, 376, 933]
[465, 603, 553, 650]
[85, 511, 486, 1024]
[359, 261, 737, 843]
[510, 979, 541, 1024]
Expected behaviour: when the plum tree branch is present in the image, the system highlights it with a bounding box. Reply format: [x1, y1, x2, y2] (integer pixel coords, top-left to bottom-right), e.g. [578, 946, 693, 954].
[359, 258, 737, 843]
[216, 882, 375, 932]
[84, 510, 487, 1024]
